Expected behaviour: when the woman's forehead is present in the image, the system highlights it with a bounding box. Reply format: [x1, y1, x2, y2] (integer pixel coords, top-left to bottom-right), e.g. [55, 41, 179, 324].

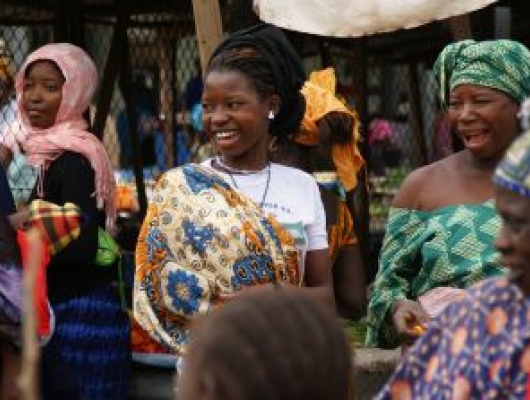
[25, 59, 64, 80]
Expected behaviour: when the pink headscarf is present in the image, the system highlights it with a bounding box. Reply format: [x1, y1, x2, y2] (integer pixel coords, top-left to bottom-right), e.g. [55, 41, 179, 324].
[15, 43, 116, 230]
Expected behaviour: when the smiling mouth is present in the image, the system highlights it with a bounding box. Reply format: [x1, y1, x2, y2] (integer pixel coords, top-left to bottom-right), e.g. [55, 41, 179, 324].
[461, 131, 488, 146]
[27, 110, 44, 118]
[215, 131, 237, 140]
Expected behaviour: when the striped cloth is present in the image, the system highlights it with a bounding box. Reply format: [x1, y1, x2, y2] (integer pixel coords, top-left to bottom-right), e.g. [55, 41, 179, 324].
[27, 199, 83, 255]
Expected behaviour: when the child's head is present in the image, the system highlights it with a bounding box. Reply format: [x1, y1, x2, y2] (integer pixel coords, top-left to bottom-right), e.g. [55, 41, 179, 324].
[178, 288, 353, 400]
[16, 43, 98, 130]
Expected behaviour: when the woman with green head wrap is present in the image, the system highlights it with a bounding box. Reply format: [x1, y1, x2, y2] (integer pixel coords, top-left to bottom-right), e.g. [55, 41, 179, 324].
[375, 128, 530, 400]
[367, 39, 530, 349]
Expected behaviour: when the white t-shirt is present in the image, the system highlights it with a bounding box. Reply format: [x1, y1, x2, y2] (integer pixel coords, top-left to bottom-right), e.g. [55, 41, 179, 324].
[202, 159, 328, 273]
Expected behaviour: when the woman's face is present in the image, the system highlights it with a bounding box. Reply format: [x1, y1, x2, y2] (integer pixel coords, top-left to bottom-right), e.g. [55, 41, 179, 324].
[201, 69, 275, 169]
[495, 186, 530, 295]
[448, 85, 519, 160]
[22, 60, 64, 129]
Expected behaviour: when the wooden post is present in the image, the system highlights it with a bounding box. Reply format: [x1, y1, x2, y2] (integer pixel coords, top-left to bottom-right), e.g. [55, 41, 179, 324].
[192, 0, 223, 72]
[494, 7, 511, 39]
[447, 14, 473, 40]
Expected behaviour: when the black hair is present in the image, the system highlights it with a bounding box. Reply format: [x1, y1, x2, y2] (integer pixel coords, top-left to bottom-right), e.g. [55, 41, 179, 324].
[186, 289, 353, 400]
[206, 23, 306, 140]
[24, 59, 65, 82]
[317, 111, 355, 146]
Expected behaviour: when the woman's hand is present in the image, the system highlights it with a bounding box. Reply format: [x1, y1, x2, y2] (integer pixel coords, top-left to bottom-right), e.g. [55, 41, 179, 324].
[8, 208, 30, 230]
[391, 299, 429, 345]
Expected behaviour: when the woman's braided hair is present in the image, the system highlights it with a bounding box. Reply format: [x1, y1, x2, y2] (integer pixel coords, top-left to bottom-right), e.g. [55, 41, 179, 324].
[205, 23, 306, 141]
[186, 289, 353, 400]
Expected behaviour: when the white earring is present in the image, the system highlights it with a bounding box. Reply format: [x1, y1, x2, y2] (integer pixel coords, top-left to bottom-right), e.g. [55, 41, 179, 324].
[268, 110, 275, 120]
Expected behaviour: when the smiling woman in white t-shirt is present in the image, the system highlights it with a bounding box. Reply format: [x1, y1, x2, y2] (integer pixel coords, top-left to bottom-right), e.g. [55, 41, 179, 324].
[134, 24, 333, 360]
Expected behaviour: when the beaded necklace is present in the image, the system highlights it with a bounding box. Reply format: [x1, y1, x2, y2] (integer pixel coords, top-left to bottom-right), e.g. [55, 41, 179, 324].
[227, 165, 271, 208]
[213, 157, 271, 208]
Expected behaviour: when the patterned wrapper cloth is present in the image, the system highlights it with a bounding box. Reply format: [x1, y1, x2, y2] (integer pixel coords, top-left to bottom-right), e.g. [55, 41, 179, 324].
[25, 199, 84, 255]
[19, 200, 84, 340]
[134, 164, 301, 355]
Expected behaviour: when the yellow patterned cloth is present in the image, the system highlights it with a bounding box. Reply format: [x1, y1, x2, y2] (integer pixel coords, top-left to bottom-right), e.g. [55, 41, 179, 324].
[320, 187, 357, 263]
[297, 68, 364, 191]
[134, 164, 300, 354]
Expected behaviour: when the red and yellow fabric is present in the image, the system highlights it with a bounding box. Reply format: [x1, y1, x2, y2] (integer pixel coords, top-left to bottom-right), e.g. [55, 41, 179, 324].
[26, 199, 83, 256]
[297, 67, 364, 191]
[18, 200, 84, 339]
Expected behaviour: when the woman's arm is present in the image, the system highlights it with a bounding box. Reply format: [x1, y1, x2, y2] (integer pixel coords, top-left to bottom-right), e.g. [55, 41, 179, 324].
[303, 248, 335, 310]
[366, 167, 430, 347]
[334, 243, 366, 320]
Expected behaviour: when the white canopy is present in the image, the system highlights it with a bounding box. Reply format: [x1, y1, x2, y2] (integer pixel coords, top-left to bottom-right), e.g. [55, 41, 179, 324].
[253, 0, 497, 37]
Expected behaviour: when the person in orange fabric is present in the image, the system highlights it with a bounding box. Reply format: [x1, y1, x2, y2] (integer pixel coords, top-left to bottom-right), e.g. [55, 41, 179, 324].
[271, 67, 366, 320]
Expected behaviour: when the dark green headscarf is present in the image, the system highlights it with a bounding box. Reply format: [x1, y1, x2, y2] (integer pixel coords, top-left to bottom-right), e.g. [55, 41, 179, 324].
[434, 39, 530, 106]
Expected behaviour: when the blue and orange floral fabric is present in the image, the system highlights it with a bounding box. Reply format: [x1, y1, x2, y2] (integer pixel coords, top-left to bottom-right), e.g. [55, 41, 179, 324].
[134, 164, 300, 354]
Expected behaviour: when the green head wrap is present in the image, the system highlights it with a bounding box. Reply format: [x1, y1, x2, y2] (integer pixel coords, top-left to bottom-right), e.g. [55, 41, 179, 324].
[494, 128, 530, 199]
[434, 39, 530, 106]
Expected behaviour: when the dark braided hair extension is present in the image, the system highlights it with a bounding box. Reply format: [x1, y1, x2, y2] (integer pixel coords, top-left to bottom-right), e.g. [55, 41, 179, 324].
[185, 288, 353, 400]
[205, 23, 306, 142]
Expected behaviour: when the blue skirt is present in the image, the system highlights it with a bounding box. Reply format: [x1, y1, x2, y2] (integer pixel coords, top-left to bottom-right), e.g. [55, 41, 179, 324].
[41, 285, 131, 400]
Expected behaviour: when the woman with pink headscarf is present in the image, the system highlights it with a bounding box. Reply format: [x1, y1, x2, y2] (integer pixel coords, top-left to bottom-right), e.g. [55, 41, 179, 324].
[15, 43, 129, 400]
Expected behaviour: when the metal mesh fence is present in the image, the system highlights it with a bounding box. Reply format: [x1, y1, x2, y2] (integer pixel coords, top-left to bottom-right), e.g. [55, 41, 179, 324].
[287, 34, 447, 278]
[367, 62, 443, 234]
[0, 3, 203, 214]
[0, 3, 453, 270]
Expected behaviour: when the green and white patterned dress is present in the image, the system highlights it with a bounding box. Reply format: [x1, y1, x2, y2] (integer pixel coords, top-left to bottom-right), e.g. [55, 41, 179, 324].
[366, 201, 506, 348]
